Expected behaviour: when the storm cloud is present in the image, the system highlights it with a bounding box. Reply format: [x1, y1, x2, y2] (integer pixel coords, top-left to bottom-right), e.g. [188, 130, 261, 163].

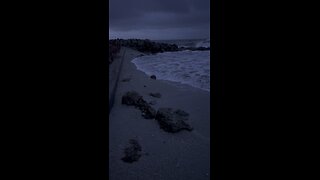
[109, 0, 210, 40]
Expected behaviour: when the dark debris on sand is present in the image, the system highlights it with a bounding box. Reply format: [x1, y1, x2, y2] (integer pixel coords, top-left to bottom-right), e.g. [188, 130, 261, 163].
[122, 92, 193, 132]
[149, 100, 157, 105]
[122, 91, 156, 119]
[155, 108, 193, 133]
[121, 139, 142, 163]
[149, 92, 162, 98]
[121, 78, 131, 82]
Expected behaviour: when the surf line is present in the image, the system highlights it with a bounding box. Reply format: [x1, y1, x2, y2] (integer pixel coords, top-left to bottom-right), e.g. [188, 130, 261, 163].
[109, 48, 126, 114]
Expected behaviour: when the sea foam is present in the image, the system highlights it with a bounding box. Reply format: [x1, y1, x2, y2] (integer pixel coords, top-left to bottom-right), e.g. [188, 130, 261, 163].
[132, 50, 210, 91]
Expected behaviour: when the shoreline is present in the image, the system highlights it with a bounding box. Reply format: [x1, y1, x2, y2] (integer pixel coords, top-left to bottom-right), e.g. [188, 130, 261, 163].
[133, 67, 211, 93]
[131, 50, 210, 92]
[109, 47, 210, 180]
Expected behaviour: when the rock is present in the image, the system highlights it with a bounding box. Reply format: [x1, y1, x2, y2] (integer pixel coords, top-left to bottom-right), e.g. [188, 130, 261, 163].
[122, 91, 156, 119]
[155, 108, 193, 133]
[121, 139, 142, 163]
[149, 92, 161, 98]
[150, 75, 157, 80]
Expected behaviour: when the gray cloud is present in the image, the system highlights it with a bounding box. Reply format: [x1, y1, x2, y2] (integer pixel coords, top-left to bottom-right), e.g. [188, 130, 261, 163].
[109, 0, 210, 40]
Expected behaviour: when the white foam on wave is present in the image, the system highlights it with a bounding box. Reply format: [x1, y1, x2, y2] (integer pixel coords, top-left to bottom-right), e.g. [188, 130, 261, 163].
[195, 39, 210, 48]
[132, 50, 210, 91]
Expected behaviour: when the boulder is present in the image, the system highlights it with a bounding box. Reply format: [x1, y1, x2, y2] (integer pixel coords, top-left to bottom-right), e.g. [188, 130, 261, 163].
[155, 108, 193, 133]
[150, 75, 157, 80]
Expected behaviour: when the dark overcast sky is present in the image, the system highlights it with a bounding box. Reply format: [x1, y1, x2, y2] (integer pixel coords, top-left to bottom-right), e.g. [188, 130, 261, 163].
[109, 0, 210, 40]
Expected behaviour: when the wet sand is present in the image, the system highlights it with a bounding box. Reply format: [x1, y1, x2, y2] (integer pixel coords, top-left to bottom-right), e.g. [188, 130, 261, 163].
[109, 47, 210, 180]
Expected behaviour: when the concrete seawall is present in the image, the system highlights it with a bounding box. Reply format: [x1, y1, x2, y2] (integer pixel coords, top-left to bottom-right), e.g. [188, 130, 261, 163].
[109, 47, 126, 114]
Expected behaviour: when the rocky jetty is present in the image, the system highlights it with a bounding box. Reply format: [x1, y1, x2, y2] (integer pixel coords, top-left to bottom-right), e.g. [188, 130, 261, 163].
[109, 39, 179, 54]
[108, 39, 210, 64]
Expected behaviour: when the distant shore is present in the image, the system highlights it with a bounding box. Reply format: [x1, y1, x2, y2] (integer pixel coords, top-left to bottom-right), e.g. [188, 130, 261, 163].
[109, 47, 210, 180]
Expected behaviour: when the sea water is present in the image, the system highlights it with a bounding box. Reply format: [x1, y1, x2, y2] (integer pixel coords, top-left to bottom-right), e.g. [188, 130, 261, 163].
[132, 39, 210, 91]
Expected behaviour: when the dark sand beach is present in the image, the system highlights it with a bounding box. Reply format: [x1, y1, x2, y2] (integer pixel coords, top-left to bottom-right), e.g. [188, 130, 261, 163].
[109, 47, 210, 180]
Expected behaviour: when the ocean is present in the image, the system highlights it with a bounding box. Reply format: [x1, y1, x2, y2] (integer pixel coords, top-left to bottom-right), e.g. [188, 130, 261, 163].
[131, 39, 210, 91]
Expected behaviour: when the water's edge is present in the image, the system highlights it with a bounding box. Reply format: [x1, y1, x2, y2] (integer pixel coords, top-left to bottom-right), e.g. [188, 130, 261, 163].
[131, 50, 210, 92]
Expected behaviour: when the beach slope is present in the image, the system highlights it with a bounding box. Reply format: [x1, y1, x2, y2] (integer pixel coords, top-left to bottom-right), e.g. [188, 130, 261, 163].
[109, 47, 210, 180]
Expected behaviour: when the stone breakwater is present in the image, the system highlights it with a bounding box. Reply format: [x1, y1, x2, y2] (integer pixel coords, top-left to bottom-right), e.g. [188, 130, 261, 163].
[109, 39, 210, 55]
[109, 39, 179, 54]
